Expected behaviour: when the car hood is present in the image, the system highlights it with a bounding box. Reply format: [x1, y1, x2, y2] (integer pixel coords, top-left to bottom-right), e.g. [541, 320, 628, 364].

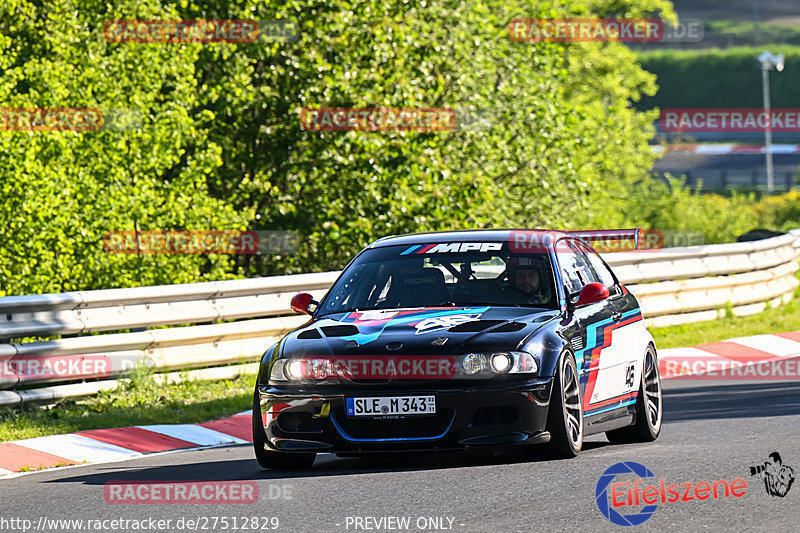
[280, 307, 559, 357]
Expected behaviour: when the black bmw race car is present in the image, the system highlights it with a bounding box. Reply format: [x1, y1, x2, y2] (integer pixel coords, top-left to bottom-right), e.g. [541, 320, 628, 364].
[252, 229, 662, 469]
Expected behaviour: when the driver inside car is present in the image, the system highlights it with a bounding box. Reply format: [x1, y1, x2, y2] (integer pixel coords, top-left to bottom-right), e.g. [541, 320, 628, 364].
[495, 257, 552, 306]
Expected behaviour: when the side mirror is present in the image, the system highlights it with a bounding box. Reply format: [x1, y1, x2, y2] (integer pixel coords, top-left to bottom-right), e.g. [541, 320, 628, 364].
[576, 283, 609, 307]
[290, 292, 317, 315]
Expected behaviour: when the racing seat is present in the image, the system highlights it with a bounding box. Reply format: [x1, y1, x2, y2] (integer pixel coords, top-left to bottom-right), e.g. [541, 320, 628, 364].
[387, 268, 449, 308]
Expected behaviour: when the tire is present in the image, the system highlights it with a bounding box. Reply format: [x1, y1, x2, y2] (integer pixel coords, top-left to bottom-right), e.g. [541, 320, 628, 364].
[606, 344, 662, 444]
[252, 385, 316, 470]
[545, 351, 583, 458]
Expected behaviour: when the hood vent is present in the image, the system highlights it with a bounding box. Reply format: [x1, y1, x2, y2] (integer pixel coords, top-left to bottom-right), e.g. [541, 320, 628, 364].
[491, 321, 527, 333]
[447, 320, 504, 333]
[321, 325, 360, 337]
[447, 320, 525, 333]
[297, 329, 322, 339]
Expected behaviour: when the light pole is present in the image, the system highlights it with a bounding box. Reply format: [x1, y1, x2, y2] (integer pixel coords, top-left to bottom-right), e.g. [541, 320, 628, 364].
[757, 50, 784, 192]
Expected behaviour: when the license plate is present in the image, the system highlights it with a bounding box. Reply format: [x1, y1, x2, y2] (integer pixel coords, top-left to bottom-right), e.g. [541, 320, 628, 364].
[346, 395, 436, 417]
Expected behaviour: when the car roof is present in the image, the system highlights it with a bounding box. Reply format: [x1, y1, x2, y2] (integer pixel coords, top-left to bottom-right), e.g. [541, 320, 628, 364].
[368, 229, 572, 248]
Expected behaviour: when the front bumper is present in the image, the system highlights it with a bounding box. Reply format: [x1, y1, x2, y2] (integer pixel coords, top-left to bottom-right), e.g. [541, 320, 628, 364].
[255, 378, 554, 453]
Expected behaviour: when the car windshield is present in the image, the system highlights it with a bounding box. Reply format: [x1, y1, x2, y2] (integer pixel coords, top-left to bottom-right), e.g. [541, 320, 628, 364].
[317, 243, 557, 315]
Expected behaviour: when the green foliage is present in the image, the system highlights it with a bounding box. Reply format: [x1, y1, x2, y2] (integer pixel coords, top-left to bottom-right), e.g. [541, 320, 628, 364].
[635, 46, 800, 110]
[724, 300, 734, 319]
[705, 20, 800, 46]
[190, 0, 677, 275]
[615, 175, 758, 244]
[1, 0, 681, 292]
[753, 190, 800, 232]
[0, 0, 251, 295]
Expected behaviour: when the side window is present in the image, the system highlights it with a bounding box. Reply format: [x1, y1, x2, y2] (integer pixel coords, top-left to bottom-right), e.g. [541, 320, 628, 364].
[583, 247, 619, 294]
[557, 240, 600, 299]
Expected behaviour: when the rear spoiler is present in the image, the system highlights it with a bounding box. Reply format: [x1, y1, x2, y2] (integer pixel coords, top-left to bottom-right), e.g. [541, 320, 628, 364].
[565, 227, 641, 250]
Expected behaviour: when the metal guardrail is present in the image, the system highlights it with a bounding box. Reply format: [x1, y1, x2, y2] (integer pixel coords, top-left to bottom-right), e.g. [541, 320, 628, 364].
[0, 272, 339, 339]
[614, 232, 800, 327]
[0, 233, 798, 407]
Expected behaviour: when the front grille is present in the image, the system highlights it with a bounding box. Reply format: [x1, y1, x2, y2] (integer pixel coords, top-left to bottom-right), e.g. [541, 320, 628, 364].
[332, 409, 455, 440]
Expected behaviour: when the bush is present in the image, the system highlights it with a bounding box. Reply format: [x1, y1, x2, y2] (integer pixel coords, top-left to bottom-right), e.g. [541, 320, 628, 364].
[753, 189, 800, 231]
[601, 175, 759, 244]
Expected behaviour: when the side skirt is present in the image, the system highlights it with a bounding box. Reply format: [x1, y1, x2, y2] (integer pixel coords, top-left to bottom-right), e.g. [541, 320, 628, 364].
[583, 406, 634, 436]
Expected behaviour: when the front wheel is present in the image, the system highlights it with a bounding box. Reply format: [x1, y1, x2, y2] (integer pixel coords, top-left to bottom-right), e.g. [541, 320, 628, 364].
[252, 386, 316, 470]
[606, 345, 662, 444]
[545, 352, 583, 458]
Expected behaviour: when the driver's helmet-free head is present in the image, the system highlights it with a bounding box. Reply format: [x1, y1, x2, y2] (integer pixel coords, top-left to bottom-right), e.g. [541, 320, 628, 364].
[507, 256, 545, 294]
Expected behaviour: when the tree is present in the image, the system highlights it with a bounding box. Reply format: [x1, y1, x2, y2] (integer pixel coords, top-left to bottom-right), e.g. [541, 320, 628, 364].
[0, 0, 250, 295]
[0, 0, 678, 294]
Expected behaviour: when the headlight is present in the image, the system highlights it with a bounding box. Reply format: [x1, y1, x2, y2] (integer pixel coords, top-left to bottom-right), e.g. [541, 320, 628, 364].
[460, 351, 538, 377]
[285, 359, 305, 379]
[269, 359, 290, 381]
[509, 352, 538, 374]
[463, 353, 487, 374]
[490, 353, 513, 373]
[270, 357, 336, 383]
[305, 358, 334, 380]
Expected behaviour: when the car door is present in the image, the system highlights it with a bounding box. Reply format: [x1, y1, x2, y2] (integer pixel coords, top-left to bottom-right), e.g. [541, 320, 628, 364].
[575, 241, 645, 416]
[554, 239, 618, 415]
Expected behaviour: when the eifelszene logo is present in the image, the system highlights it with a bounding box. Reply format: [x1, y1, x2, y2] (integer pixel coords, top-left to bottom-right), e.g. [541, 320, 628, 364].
[749, 452, 795, 497]
[596, 462, 748, 526]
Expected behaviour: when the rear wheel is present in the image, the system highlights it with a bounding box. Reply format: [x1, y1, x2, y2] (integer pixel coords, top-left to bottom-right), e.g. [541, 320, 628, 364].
[252, 386, 316, 470]
[545, 352, 583, 458]
[606, 345, 662, 444]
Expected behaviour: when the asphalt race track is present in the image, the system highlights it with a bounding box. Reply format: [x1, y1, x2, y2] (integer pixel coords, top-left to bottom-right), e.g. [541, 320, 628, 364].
[2, 379, 798, 532]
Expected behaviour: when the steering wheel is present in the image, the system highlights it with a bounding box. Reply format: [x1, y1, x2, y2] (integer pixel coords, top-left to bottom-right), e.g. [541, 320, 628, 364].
[465, 269, 508, 303]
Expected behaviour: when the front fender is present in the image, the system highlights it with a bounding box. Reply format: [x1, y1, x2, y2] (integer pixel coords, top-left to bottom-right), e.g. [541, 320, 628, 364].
[257, 342, 281, 386]
[519, 325, 569, 378]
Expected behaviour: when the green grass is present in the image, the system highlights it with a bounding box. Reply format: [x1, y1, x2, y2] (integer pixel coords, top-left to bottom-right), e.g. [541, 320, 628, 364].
[0, 365, 256, 442]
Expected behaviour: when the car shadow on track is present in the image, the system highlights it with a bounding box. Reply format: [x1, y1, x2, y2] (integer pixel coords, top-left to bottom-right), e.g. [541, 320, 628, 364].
[663, 379, 800, 422]
[43, 441, 611, 485]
